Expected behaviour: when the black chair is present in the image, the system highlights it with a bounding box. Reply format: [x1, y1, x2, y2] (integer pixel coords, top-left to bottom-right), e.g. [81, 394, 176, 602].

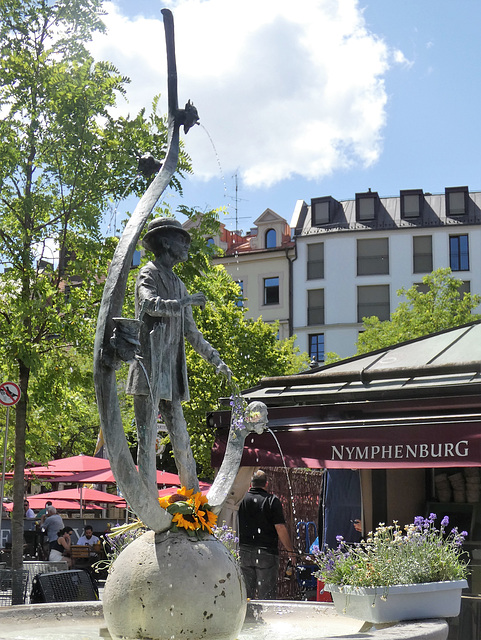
[0, 568, 30, 606]
[30, 569, 98, 603]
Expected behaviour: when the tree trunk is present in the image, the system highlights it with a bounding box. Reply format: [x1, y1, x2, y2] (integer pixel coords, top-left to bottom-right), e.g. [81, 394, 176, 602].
[11, 361, 29, 604]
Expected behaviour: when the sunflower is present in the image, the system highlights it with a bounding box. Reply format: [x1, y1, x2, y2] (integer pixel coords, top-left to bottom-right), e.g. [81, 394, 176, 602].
[159, 486, 195, 510]
[193, 492, 208, 512]
[197, 507, 217, 534]
[172, 511, 201, 531]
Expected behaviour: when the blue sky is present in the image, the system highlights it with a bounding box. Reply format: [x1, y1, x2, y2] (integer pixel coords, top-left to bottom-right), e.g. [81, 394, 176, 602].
[92, 1, 481, 234]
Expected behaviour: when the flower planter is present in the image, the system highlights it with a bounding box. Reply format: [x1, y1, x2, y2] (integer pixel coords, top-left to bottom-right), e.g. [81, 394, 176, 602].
[325, 579, 467, 624]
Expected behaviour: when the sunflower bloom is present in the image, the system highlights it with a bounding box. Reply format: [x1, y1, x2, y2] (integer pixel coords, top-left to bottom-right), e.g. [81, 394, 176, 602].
[172, 511, 200, 531]
[193, 492, 208, 512]
[198, 507, 217, 534]
[159, 496, 170, 509]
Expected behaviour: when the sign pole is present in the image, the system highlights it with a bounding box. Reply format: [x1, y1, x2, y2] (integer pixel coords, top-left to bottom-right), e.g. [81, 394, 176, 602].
[0, 406, 10, 549]
[0, 382, 21, 548]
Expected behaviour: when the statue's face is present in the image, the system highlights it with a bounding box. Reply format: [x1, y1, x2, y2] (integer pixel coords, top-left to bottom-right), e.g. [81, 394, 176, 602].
[164, 231, 190, 263]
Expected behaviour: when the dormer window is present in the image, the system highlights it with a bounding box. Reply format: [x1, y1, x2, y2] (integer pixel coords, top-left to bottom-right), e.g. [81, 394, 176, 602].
[400, 189, 423, 219]
[311, 196, 338, 226]
[446, 186, 468, 216]
[265, 228, 276, 248]
[355, 190, 379, 221]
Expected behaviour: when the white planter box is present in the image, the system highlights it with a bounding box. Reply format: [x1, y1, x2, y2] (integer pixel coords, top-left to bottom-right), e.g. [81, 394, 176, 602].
[325, 579, 468, 624]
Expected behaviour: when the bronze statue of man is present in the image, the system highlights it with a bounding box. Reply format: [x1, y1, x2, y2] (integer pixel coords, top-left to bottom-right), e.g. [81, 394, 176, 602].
[126, 217, 232, 492]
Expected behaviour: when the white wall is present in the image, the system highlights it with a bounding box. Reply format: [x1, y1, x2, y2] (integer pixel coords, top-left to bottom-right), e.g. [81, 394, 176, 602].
[292, 224, 481, 360]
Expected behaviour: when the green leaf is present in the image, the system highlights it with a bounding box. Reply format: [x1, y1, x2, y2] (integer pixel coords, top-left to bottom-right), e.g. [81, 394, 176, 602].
[166, 502, 194, 515]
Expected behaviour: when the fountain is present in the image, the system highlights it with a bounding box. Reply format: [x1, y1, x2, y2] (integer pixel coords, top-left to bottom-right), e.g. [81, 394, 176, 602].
[0, 8, 451, 640]
[0, 601, 449, 640]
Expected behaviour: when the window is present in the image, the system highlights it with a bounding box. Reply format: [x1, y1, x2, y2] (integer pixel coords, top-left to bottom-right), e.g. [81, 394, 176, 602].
[265, 229, 276, 249]
[311, 196, 339, 226]
[131, 249, 141, 269]
[413, 236, 432, 273]
[401, 189, 423, 218]
[307, 289, 324, 325]
[446, 186, 468, 216]
[206, 237, 215, 246]
[307, 243, 324, 279]
[419, 278, 470, 297]
[356, 191, 379, 221]
[357, 285, 390, 322]
[236, 280, 244, 307]
[357, 238, 389, 275]
[309, 334, 325, 363]
[450, 235, 469, 271]
[414, 282, 429, 294]
[264, 277, 279, 305]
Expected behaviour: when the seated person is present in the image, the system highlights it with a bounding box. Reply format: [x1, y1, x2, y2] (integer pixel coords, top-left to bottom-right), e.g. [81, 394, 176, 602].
[36, 500, 53, 518]
[49, 527, 72, 568]
[23, 500, 35, 519]
[77, 525, 100, 547]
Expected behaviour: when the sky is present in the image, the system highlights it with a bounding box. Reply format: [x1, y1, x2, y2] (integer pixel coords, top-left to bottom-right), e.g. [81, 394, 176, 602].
[90, 0, 481, 235]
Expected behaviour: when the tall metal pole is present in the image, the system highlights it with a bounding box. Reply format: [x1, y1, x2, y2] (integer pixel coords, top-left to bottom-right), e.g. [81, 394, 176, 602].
[0, 407, 10, 548]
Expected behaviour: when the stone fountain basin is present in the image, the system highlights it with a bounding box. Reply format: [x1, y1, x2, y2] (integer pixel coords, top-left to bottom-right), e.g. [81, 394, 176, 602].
[0, 601, 448, 640]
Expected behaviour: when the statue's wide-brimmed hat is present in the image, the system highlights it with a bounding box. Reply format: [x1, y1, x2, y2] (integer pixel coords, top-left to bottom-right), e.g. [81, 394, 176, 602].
[142, 217, 191, 252]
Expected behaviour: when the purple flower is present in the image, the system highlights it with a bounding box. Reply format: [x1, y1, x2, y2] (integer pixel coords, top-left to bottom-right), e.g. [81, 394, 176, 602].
[441, 516, 449, 528]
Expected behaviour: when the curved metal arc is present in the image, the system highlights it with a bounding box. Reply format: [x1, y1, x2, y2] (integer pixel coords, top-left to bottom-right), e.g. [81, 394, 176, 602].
[93, 9, 180, 533]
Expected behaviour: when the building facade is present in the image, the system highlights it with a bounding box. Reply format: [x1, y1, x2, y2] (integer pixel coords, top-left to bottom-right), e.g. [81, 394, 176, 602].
[290, 186, 481, 362]
[210, 209, 295, 341]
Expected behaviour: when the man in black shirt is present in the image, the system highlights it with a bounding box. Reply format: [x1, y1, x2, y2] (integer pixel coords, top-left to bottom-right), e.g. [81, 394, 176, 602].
[238, 470, 295, 599]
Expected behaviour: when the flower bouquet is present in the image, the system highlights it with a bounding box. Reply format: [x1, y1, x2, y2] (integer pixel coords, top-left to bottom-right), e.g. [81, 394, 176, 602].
[313, 514, 469, 623]
[159, 486, 217, 538]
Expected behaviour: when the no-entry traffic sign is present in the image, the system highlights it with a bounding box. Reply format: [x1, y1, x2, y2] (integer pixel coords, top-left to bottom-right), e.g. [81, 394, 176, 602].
[0, 382, 21, 406]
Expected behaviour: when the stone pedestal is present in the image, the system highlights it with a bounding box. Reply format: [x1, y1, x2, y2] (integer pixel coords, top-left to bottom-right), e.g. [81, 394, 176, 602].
[103, 529, 246, 640]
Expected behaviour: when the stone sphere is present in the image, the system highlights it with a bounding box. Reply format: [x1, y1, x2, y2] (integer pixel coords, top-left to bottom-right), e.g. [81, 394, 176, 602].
[103, 529, 246, 640]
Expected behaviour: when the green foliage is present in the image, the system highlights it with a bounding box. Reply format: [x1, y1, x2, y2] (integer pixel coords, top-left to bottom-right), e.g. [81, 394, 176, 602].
[0, 1, 189, 480]
[356, 268, 481, 355]
[176, 213, 308, 476]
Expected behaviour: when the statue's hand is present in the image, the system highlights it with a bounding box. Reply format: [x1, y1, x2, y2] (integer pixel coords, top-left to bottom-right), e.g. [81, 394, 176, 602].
[216, 362, 232, 383]
[139, 297, 156, 320]
[183, 292, 206, 310]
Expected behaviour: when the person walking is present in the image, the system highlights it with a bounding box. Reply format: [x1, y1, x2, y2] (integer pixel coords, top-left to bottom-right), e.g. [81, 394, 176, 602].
[238, 470, 296, 600]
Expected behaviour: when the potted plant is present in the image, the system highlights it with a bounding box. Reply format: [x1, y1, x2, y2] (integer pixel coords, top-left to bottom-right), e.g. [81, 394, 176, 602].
[313, 514, 469, 623]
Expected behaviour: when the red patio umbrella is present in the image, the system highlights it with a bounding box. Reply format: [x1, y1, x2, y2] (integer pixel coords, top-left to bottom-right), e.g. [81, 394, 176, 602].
[50, 468, 181, 486]
[157, 484, 210, 499]
[30, 455, 111, 475]
[6, 498, 102, 511]
[5, 455, 111, 480]
[29, 487, 123, 503]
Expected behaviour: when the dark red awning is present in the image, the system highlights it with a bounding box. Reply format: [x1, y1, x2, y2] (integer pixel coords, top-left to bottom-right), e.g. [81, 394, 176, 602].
[212, 420, 481, 469]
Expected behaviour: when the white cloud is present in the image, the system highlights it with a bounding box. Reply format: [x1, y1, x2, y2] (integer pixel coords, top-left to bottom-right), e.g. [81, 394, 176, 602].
[89, 0, 401, 188]
[392, 49, 413, 68]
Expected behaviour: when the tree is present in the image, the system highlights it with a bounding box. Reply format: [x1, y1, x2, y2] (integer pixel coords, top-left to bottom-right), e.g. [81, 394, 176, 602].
[0, 0, 190, 587]
[356, 268, 481, 354]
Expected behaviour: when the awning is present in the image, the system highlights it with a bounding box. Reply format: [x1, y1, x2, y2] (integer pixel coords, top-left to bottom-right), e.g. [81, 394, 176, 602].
[212, 418, 481, 469]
